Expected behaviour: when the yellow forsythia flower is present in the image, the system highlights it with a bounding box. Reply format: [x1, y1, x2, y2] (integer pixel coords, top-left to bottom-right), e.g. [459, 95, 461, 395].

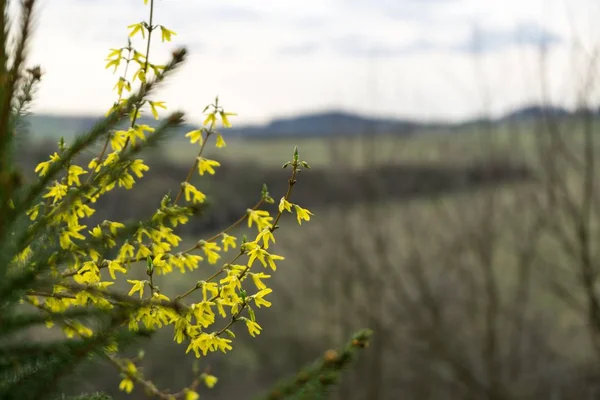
[183, 182, 206, 204]
[184, 390, 199, 400]
[247, 210, 273, 231]
[293, 204, 313, 225]
[159, 25, 176, 42]
[43, 182, 68, 203]
[256, 228, 275, 249]
[127, 280, 145, 299]
[251, 272, 270, 290]
[200, 241, 221, 264]
[185, 129, 203, 145]
[202, 373, 218, 389]
[197, 157, 220, 176]
[127, 22, 145, 39]
[34, 152, 60, 176]
[221, 233, 237, 252]
[279, 197, 292, 213]
[129, 159, 149, 178]
[119, 377, 134, 393]
[245, 320, 262, 337]
[219, 111, 237, 128]
[215, 133, 226, 148]
[253, 288, 273, 308]
[148, 100, 166, 119]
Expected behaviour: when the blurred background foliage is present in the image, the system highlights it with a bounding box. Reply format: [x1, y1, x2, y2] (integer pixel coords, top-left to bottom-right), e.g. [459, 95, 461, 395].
[15, 104, 600, 399]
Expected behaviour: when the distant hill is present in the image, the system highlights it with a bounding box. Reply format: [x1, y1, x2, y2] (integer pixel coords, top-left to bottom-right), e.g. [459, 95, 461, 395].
[25, 114, 100, 140]
[227, 111, 420, 137]
[23, 105, 585, 142]
[24, 114, 178, 142]
[499, 105, 571, 122]
[25, 110, 422, 142]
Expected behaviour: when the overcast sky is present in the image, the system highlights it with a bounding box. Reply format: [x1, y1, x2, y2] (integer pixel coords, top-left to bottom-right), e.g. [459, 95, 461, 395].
[18, 0, 600, 125]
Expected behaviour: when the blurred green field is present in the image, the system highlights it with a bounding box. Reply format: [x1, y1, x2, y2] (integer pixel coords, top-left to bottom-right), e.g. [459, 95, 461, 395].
[156, 119, 557, 169]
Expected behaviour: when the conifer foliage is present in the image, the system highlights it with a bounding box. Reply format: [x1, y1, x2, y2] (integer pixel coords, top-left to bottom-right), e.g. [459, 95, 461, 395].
[256, 330, 373, 400]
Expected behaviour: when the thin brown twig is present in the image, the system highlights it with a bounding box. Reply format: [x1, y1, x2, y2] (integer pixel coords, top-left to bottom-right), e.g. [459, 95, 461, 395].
[173, 130, 211, 205]
[121, 0, 156, 153]
[87, 44, 134, 184]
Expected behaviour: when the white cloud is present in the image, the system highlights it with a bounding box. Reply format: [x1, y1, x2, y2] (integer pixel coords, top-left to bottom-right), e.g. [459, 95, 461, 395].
[16, 0, 600, 125]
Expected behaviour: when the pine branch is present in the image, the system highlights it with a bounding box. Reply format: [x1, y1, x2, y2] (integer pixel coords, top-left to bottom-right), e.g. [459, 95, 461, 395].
[0, 0, 36, 170]
[255, 329, 373, 400]
[0, 304, 151, 400]
[57, 393, 112, 400]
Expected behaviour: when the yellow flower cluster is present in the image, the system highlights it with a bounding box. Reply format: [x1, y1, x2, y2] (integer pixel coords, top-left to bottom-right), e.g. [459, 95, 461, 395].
[20, 0, 314, 397]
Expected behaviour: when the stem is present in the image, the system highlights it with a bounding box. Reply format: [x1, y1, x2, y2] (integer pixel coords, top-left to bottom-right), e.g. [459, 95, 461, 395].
[122, 0, 155, 151]
[87, 45, 134, 184]
[147, 268, 156, 298]
[173, 131, 211, 205]
[216, 301, 247, 335]
[271, 168, 298, 229]
[108, 355, 198, 400]
[27, 291, 76, 299]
